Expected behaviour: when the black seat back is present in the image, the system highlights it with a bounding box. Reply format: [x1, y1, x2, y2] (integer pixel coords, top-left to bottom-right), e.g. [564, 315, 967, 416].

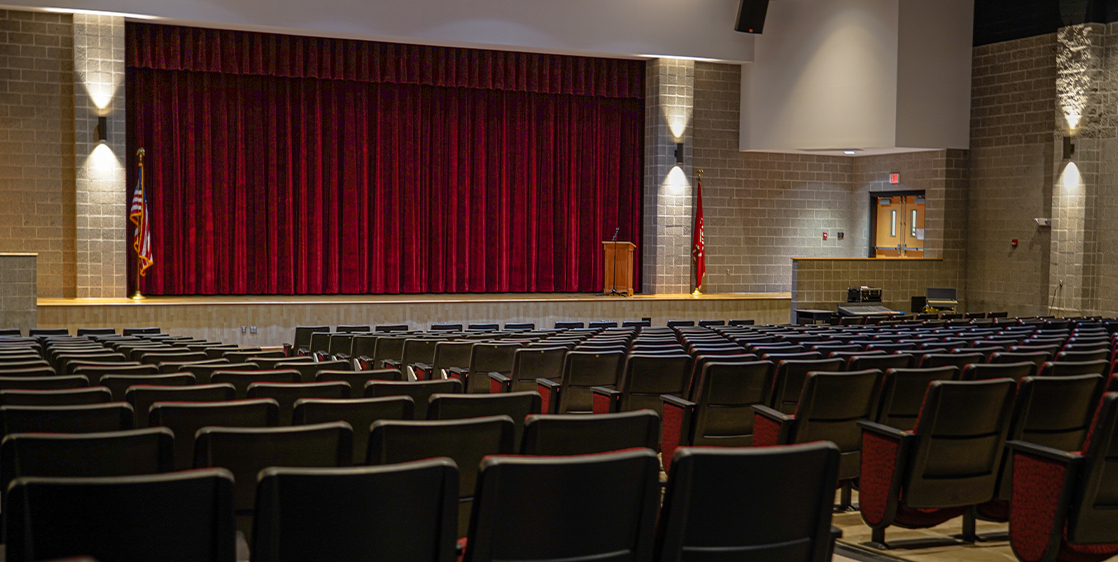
[792, 370, 884, 480]
[427, 392, 540, 444]
[904, 379, 1016, 507]
[555, 351, 625, 414]
[1038, 360, 1109, 377]
[920, 352, 984, 370]
[368, 416, 515, 538]
[848, 353, 914, 372]
[507, 347, 567, 392]
[247, 382, 351, 425]
[1067, 392, 1118, 543]
[771, 358, 845, 415]
[365, 379, 463, 419]
[0, 387, 111, 407]
[211, 370, 301, 398]
[252, 460, 458, 562]
[275, 360, 352, 383]
[875, 366, 961, 431]
[690, 360, 776, 446]
[463, 343, 521, 393]
[1, 403, 133, 441]
[72, 363, 158, 385]
[521, 410, 660, 455]
[961, 361, 1037, 382]
[465, 449, 659, 562]
[656, 443, 841, 562]
[4, 469, 237, 562]
[615, 353, 693, 415]
[101, 373, 196, 401]
[292, 326, 329, 354]
[293, 396, 414, 465]
[149, 399, 280, 470]
[125, 383, 236, 427]
[0, 375, 88, 391]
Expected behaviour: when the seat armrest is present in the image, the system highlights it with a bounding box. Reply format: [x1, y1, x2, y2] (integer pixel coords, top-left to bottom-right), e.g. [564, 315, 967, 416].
[536, 378, 561, 414]
[382, 358, 402, 369]
[1007, 440, 1085, 561]
[858, 421, 919, 529]
[661, 395, 696, 409]
[857, 420, 911, 440]
[1006, 440, 1083, 464]
[752, 404, 793, 424]
[488, 372, 511, 393]
[751, 405, 795, 447]
[446, 366, 468, 383]
[660, 395, 697, 473]
[283, 343, 293, 357]
[591, 386, 621, 414]
[356, 355, 372, 370]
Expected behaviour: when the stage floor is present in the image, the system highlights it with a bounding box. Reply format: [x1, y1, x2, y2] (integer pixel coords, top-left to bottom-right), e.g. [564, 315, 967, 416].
[37, 292, 791, 346]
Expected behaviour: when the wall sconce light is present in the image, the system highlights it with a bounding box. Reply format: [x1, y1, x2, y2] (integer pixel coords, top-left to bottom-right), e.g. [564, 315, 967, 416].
[674, 142, 684, 166]
[95, 116, 107, 144]
[1063, 136, 1075, 160]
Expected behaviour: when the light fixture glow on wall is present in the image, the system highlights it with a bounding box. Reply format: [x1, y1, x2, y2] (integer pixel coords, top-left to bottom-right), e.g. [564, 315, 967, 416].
[674, 142, 684, 166]
[95, 116, 107, 144]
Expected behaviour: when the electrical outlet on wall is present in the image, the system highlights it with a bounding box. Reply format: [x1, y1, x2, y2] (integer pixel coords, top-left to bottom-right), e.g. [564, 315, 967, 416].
[250, 326, 257, 334]
[241, 326, 246, 334]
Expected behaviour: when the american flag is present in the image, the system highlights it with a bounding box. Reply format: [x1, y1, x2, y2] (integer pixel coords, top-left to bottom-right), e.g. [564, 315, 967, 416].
[129, 159, 154, 276]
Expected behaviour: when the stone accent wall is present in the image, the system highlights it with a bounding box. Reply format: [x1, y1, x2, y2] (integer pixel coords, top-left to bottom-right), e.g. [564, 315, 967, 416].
[643, 58, 694, 294]
[73, 14, 126, 298]
[0, 10, 76, 298]
[0, 254, 37, 333]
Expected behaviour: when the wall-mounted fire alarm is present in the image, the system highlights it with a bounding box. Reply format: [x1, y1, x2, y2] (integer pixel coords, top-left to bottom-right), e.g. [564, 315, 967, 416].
[822, 232, 828, 240]
[1011, 239, 1018, 248]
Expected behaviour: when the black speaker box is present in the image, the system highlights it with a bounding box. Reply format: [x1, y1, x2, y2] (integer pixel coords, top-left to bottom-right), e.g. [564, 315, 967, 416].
[735, 0, 770, 34]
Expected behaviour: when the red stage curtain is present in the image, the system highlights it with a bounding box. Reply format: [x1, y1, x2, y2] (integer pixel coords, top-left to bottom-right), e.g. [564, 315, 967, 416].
[127, 24, 643, 295]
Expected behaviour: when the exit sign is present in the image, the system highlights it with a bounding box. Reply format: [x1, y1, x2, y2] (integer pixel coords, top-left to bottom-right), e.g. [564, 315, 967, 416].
[889, 173, 900, 184]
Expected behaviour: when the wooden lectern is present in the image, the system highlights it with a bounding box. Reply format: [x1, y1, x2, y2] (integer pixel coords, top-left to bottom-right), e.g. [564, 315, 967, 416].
[602, 241, 636, 296]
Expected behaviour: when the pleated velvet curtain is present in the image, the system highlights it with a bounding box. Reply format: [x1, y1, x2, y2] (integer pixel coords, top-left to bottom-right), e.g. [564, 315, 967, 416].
[127, 23, 644, 295]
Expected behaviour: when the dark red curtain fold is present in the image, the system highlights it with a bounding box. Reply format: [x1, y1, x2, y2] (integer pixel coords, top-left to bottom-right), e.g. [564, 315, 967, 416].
[127, 24, 643, 295]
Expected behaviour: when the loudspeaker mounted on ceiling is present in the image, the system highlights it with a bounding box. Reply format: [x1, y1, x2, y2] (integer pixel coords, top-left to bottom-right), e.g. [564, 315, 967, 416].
[735, 0, 770, 34]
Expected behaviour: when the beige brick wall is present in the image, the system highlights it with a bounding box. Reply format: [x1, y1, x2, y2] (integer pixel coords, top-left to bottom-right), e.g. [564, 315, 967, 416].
[0, 253, 37, 333]
[0, 10, 76, 298]
[792, 258, 962, 318]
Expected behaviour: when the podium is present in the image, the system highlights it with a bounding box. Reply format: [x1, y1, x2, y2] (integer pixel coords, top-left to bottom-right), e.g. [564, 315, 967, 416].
[602, 241, 636, 296]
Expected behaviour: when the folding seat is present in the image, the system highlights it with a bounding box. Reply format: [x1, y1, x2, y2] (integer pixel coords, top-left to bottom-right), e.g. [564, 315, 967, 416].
[59, 353, 129, 374]
[249, 355, 313, 371]
[828, 349, 882, 362]
[873, 366, 960, 431]
[537, 350, 624, 414]
[812, 343, 861, 355]
[308, 333, 333, 357]
[488, 347, 567, 393]
[1057, 349, 1110, 363]
[0, 386, 112, 407]
[1060, 342, 1110, 354]
[199, 345, 242, 360]
[150, 399, 279, 471]
[294, 396, 414, 464]
[367, 336, 408, 369]
[122, 327, 161, 336]
[182, 362, 256, 384]
[990, 350, 1051, 369]
[29, 328, 69, 337]
[252, 460, 458, 562]
[592, 353, 692, 417]
[753, 369, 884, 508]
[655, 443, 842, 562]
[697, 319, 725, 327]
[373, 324, 408, 332]
[962, 361, 1037, 382]
[85, 363, 162, 384]
[431, 323, 463, 332]
[0, 403, 134, 440]
[857, 379, 1016, 547]
[1006, 392, 1118, 562]
[978, 374, 1105, 521]
[4, 469, 236, 562]
[211, 369, 301, 398]
[316, 368, 403, 392]
[750, 343, 805, 355]
[769, 358, 844, 414]
[0, 375, 88, 391]
[366, 379, 464, 419]
[158, 357, 228, 374]
[124, 384, 237, 428]
[337, 324, 371, 333]
[382, 338, 440, 379]
[445, 342, 521, 393]
[246, 381, 350, 425]
[194, 422, 353, 538]
[761, 350, 822, 363]
[865, 342, 916, 353]
[101, 373, 196, 401]
[0, 329, 21, 337]
[504, 322, 535, 331]
[1038, 359, 1109, 377]
[660, 360, 775, 470]
[554, 321, 585, 329]
[368, 416, 515, 537]
[920, 352, 984, 370]
[0, 427, 174, 507]
[521, 410, 659, 456]
[140, 350, 208, 366]
[272, 359, 351, 383]
[847, 353, 914, 372]
[427, 391, 539, 445]
[463, 448, 659, 562]
[224, 349, 285, 364]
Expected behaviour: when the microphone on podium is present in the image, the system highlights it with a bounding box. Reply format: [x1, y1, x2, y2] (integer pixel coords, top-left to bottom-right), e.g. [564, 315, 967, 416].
[612, 227, 620, 242]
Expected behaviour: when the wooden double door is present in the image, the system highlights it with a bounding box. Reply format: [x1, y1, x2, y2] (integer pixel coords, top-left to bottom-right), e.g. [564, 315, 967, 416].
[873, 194, 924, 258]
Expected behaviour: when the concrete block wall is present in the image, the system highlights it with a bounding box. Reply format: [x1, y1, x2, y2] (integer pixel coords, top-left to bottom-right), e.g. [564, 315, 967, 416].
[792, 258, 963, 318]
[0, 10, 76, 298]
[0, 254, 37, 333]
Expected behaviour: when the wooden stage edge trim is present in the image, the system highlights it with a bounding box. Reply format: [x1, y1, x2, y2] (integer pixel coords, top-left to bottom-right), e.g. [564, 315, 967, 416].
[38, 292, 791, 307]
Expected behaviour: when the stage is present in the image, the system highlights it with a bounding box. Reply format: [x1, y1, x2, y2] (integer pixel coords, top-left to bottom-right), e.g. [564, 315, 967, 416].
[37, 292, 791, 347]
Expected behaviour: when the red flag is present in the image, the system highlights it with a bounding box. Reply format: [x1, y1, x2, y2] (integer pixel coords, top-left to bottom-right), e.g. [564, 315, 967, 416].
[130, 161, 154, 276]
[692, 179, 705, 292]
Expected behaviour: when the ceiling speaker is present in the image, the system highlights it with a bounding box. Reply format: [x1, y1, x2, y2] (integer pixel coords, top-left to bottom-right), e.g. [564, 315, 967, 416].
[735, 0, 770, 34]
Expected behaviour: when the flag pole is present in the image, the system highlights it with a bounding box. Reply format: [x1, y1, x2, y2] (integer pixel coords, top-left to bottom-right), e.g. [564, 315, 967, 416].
[131, 148, 146, 300]
[691, 169, 704, 297]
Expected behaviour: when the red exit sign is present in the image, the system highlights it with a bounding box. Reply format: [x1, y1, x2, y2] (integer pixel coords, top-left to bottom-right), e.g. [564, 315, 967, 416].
[889, 173, 900, 184]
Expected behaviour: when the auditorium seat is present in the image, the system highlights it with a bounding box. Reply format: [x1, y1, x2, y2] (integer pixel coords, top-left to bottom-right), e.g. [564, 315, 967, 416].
[1038, 359, 1109, 377]
[122, 327, 161, 336]
[293, 396, 414, 464]
[337, 324, 371, 333]
[374, 324, 409, 333]
[252, 460, 458, 562]
[150, 399, 279, 471]
[274, 359, 351, 383]
[753, 369, 884, 509]
[554, 321, 585, 329]
[428, 390, 540, 444]
[521, 410, 659, 456]
[503, 322, 535, 331]
[656, 443, 842, 562]
[224, 349, 285, 364]
[446, 342, 521, 393]
[248, 355, 313, 371]
[0, 403, 134, 440]
[365, 379, 464, 420]
[847, 353, 915, 372]
[0, 375, 88, 391]
[431, 323, 463, 332]
[309, 333, 332, 357]
[873, 366, 961, 431]
[1006, 392, 1118, 562]
[284, 325, 329, 357]
[769, 358, 844, 414]
[194, 422, 354, 539]
[29, 328, 68, 337]
[592, 353, 692, 417]
[4, 469, 237, 562]
[463, 449, 659, 562]
[990, 350, 1050, 369]
[316, 369, 403, 394]
[101, 373, 196, 401]
[367, 336, 408, 370]
[158, 357, 229, 374]
[211, 370, 301, 398]
[181, 362, 254, 383]
[961, 361, 1037, 382]
[488, 347, 567, 393]
[139, 350, 207, 366]
[382, 338, 440, 379]
[858, 379, 1016, 547]
[537, 350, 625, 414]
[125, 384, 237, 428]
[1057, 349, 1110, 363]
[368, 416, 515, 538]
[246, 382, 351, 425]
[761, 351, 822, 362]
[0, 386, 112, 407]
[920, 352, 984, 370]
